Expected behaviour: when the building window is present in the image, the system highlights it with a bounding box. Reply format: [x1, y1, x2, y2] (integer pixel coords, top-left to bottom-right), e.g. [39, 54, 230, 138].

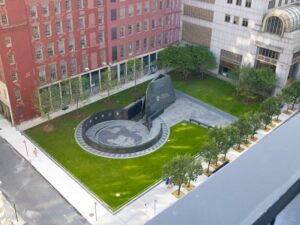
[66, 0, 72, 11]
[120, 7, 125, 19]
[233, 16, 239, 25]
[0, 0, 5, 5]
[159, 17, 163, 27]
[67, 18, 73, 32]
[128, 42, 133, 55]
[1, 15, 8, 26]
[54, 0, 61, 14]
[137, 22, 142, 32]
[47, 43, 55, 57]
[99, 31, 104, 44]
[120, 26, 125, 37]
[111, 9, 117, 21]
[120, 44, 125, 58]
[8, 54, 15, 65]
[77, 0, 83, 9]
[166, 0, 170, 8]
[257, 47, 279, 59]
[79, 17, 85, 29]
[68, 36, 75, 51]
[98, 0, 103, 6]
[15, 89, 21, 101]
[137, 3, 142, 15]
[82, 54, 88, 70]
[11, 71, 18, 82]
[111, 27, 117, 40]
[98, 12, 104, 25]
[80, 35, 87, 48]
[145, 1, 150, 13]
[144, 20, 149, 31]
[227, 0, 233, 3]
[165, 15, 170, 27]
[49, 64, 57, 81]
[112, 46, 118, 61]
[45, 23, 52, 37]
[151, 36, 155, 48]
[136, 40, 140, 53]
[164, 32, 169, 44]
[35, 45, 43, 60]
[30, 5, 38, 18]
[60, 61, 67, 78]
[264, 16, 283, 35]
[58, 39, 65, 54]
[158, 33, 162, 46]
[144, 38, 148, 51]
[71, 58, 77, 74]
[268, 0, 275, 9]
[42, 3, 49, 16]
[242, 18, 248, 27]
[128, 5, 134, 16]
[128, 24, 133, 35]
[56, 21, 63, 34]
[152, 19, 156, 29]
[225, 14, 231, 23]
[5, 36, 11, 48]
[152, 0, 157, 11]
[245, 0, 251, 7]
[236, 0, 242, 6]
[32, 25, 40, 39]
[38, 66, 46, 84]
[159, 0, 163, 9]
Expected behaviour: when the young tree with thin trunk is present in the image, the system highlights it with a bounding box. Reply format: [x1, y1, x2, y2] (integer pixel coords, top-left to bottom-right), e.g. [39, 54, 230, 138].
[71, 77, 81, 113]
[248, 113, 262, 140]
[162, 155, 190, 196]
[200, 140, 218, 174]
[233, 115, 252, 150]
[222, 126, 239, 161]
[208, 126, 227, 165]
[185, 156, 202, 188]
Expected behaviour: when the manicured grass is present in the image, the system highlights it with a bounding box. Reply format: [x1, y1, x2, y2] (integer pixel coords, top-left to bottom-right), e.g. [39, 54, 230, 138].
[171, 72, 261, 117]
[26, 83, 208, 210]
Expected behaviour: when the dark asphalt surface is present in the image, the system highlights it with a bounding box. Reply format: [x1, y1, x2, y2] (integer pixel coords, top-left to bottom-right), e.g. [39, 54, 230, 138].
[0, 137, 89, 225]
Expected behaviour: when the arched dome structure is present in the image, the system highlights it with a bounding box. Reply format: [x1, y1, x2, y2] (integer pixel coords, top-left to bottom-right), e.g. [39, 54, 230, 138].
[263, 5, 300, 35]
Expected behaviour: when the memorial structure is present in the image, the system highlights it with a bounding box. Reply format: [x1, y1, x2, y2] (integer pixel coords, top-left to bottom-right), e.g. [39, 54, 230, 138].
[75, 74, 176, 159]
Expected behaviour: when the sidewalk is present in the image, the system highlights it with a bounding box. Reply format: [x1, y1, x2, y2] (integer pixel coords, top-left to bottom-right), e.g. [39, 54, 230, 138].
[0, 102, 297, 225]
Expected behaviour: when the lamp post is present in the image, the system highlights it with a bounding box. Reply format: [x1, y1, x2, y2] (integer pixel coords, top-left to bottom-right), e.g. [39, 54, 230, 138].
[102, 62, 112, 99]
[153, 199, 157, 215]
[94, 202, 98, 222]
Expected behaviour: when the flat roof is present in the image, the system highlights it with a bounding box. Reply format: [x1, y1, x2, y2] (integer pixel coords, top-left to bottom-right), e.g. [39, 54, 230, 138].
[146, 113, 300, 225]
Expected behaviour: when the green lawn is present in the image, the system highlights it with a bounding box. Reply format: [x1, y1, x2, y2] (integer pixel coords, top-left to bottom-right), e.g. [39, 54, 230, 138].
[171, 73, 261, 117]
[26, 83, 208, 210]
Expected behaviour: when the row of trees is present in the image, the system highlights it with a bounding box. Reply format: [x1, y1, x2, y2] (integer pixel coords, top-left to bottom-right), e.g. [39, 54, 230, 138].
[157, 45, 216, 80]
[229, 65, 277, 103]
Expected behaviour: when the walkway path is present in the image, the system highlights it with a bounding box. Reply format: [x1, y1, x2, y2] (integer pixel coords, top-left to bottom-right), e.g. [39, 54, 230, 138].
[0, 137, 89, 225]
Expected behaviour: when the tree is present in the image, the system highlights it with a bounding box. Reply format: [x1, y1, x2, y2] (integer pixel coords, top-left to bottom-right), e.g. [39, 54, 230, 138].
[248, 113, 262, 140]
[185, 156, 202, 188]
[208, 126, 227, 165]
[260, 112, 272, 130]
[233, 114, 252, 150]
[190, 45, 216, 79]
[222, 125, 239, 161]
[259, 97, 280, 123]
[200, 141, 218, 174]
[101, 68, 113, 104]
[273, 95, 283, 120]
[162, 155, 190, 196]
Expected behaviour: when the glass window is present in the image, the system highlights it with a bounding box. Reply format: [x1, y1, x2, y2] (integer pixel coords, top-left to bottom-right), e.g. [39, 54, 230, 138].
[1, 15, 8, 26]
[33, 25, 40, 39]
[60, 61, 67, 78]
[120, 44, 125, 58]
[136, 39, 140, 53]
[30, 5, 38, 18]
[112, 46, 118, 61]
[264, 16, 283, 35]
[128, 41, 133, 55]
[67, 18, 73, 32]
[58, 40, 65, 54]
[47, 43, 55, 57]
[11, 71, 18, 82]
[80, 35, 86, 48]
[68, 36, 75, 51]
[245, 0, 251, 7]
[111, 27, 117, 40]
[79, 16, 85, 29]
[144, 19, 149, 31]
[152, 0, 157, 11]
[137, 22, 142, 32]
[99, 31, 104, 44]
[98, 12, 104, 25]
[5, 36, 11, 47]
[15, 90, 21, 101]
[38, 66, 46, 84]
[111, 9, 117, 21]
[128, 24, 133, 35]
[66, 0, 71, 11]
[225, 14, 231, 23]
[45, 23, 52, 37]
[145, 1, 150, 13]
[70, 58, 77, 74]
[137, 3, 142, 15]
[242, 18, 248, 27]
[82, 54, 88, 69]
[144, 37, 148, 51]
[233, 16, 239, 25]
[98, 0, 103, 6]
[128, 5, 134, 16]
[35, 45, 43, 60]
[54, 0, 61, 14]
[77, 0, 83, 9]
[56, 21, 63, 34]
[236, 0, 242, 6]
[42, 3, 49, 16]
[49, 63, 57, 81]
[120, 7, 125, 19]
[120, 26, 125, 37]
[151, 36, 155, 48]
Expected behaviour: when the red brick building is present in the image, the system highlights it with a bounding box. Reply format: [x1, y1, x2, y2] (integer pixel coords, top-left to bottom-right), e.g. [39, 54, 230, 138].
[0, 0, 181, 125]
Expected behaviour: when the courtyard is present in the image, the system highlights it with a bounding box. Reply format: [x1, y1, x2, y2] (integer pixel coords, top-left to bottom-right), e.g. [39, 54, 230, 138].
[25, 74, 259, 210]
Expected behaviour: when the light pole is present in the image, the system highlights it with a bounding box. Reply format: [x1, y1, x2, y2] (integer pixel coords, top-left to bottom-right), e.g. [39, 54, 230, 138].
[153, 199, 157, 215]
[94, 202, 98, 222]
[23, 140, 29, 158]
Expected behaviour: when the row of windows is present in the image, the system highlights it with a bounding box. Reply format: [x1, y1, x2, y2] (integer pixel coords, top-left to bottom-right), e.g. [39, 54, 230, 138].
[225, 14, 249, 27]
[30, 0, 102, 19]
[227, 0, 252, 8]
[111, 32, 170, 61]
[111, 17, 171, 40]
[268, 0, 300, 9]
